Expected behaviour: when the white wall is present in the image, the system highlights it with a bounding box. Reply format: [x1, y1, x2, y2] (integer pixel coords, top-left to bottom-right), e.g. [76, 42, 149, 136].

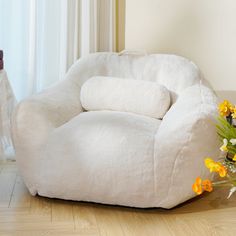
[125, 0, 236, 91]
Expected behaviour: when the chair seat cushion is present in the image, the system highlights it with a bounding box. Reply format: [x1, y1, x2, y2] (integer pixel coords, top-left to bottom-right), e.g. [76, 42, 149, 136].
[80, 76, 170, 119]
[37, 110, 162, 207]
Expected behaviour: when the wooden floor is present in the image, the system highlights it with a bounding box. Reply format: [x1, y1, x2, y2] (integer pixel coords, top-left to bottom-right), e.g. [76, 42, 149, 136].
[0, 161, 236, 236]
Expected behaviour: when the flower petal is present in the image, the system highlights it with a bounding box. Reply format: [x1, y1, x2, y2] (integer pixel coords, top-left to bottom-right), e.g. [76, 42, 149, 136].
[202, 179, 213, 192]
[218, 166, 227, 177]
[223, 138, 228, 146]
[227, 187, 236, 199]
[230, 139, 236, 145]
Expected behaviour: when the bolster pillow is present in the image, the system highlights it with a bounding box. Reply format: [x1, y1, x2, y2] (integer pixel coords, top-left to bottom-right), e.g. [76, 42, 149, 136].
[80, 76, 170, 119]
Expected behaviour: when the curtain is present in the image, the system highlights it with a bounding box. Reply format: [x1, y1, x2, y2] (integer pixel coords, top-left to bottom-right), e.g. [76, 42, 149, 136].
[0, 0, 116, 101]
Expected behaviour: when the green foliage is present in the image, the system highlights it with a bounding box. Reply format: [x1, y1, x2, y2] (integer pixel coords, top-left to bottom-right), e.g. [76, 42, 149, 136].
[216, 116, 236, 155]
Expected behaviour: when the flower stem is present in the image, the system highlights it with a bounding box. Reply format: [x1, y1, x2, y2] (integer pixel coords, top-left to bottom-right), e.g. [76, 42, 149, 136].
[212, 178, 236, 186]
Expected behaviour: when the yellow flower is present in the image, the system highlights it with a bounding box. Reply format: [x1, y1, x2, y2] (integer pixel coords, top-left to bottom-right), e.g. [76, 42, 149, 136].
[231, 106, 236, 119]
[233, 154, 236, 161]
[220, 139, 228, 152]
[192, 177, 203, 195]
[218, 100, 232, 117]
[192, 177, 213, 195]
[202, 179, 213, 192]
[218, 165, 227, 177]
[204, 158, 227, 177]
[205, 158, 220, 172]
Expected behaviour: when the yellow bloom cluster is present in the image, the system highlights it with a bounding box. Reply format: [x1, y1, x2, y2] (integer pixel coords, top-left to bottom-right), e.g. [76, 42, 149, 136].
[192, 100, 236, 197]
[204, 158, 227, 177]
[192, 177, 213, 195]
[192, 158, 226, 196]
[218, 100, 236, 118]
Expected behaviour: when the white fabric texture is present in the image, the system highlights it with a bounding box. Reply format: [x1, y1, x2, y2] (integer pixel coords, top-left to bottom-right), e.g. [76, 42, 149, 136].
[0, 0, 116, 100]
[0, 70, 16, 160]
[12, 53, 220, 208]
[81, 76, 170, 119]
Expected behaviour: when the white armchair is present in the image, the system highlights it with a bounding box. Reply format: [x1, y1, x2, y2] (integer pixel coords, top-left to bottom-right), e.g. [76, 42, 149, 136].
[12, 53, 220, 208]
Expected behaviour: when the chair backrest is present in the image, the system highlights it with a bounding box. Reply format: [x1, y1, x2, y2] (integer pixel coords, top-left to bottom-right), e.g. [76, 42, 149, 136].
[67, 53, 204, 103]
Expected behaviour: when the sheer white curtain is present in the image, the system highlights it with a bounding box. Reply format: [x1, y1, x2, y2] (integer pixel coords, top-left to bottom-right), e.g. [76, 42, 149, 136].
[0, 0, 116, 101]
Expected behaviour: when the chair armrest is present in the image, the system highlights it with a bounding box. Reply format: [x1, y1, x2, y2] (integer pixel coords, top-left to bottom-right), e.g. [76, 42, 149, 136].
[12, 77, 82, 194]
[12, 78, 82, 148]
[153, 84, 220, 208]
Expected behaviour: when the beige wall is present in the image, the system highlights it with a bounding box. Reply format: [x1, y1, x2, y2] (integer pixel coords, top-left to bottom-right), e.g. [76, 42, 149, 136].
[125, 0, 236, 92]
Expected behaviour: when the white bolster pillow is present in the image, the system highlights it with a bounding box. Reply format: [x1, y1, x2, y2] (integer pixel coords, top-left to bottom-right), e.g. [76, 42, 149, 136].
[80, 76, 170, 119]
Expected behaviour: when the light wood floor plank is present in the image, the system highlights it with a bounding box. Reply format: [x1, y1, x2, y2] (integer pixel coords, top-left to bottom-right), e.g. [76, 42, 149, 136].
[30, 195, 51, 216]
[0, 171, 17, 207]
[160, 214, 215, 236]
[0, 211, 51, 223]
[113, 208, 144, 236]
[116, 209, 172, 236]
[9, 175, 31, 208]
[93, 206, 124, 236]
[51, 199, 74, 224]
[0, 222, 78, 232]
[73, 203, 98, 233]
[0, 231, 99, 236]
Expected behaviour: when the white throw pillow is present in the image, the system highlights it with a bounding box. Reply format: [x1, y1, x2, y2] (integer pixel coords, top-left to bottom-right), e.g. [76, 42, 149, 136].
[80, 76, 170, 119]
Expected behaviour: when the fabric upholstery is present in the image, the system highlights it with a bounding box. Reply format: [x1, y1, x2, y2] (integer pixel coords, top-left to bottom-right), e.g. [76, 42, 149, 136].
[12, 52, 219, 208]
[80, 76, 170, 119]
[38, 111, 161, 206]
